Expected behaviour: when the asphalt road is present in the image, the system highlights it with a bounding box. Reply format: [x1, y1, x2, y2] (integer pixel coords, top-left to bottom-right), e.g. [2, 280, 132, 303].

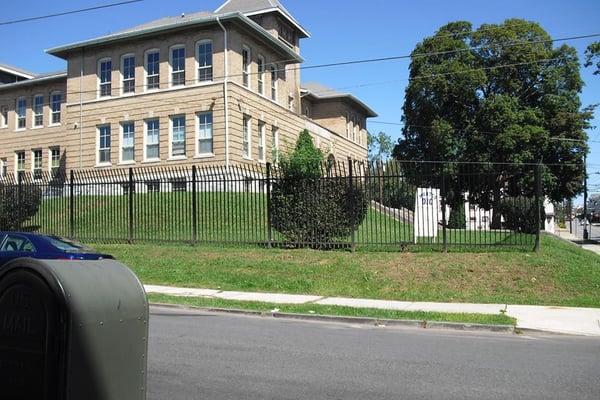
[148, 306, 600, 400]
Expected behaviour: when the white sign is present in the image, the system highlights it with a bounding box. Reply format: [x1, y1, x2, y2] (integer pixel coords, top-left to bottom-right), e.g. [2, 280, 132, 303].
[414, 188, 440, 242]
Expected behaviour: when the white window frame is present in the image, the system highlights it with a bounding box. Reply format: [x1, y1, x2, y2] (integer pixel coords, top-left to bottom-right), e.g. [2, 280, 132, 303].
[49, 147, 60, 174]
[97, 58, 112, 98]
[242, 114, 252, 159]
[33, 94, 44, 127]
[257, 55, 265, 95]
[257, 120, 266, 162]
[0, 157, 7, 178]
[144, 49, 160, 92]
[0, 105, 7, 128]
[169, 114, 187, 159]
[169, 44, 186, 87]
[96, 124, 112, 166]
[144, 118, 160, 162]
[270, 65, 278, 102]
[271, 126, 279, 164]
[15, 151, 25, 176]
[196, 111, 214, 157]
[121, 53, 136, 95]
[120, 121, 136, 164]
[16, 97, 26, 130]
[31, 149, 43, 179]
[49, 91, 62, 125]
[196, 40, 213, 83]
[242, 45, 251, 89]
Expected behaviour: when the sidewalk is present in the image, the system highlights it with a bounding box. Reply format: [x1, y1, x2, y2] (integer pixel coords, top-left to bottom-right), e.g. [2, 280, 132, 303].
[145, 284, 600, 337]
[555, 227, 600, 256]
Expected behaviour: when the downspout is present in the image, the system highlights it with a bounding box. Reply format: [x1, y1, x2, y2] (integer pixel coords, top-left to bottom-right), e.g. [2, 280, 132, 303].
[79, 47, 84, 169]
[216, 16, 230, 169]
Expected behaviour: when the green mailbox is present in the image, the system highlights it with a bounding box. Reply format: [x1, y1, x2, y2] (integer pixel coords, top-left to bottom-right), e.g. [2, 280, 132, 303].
[0, 257, 149, 400]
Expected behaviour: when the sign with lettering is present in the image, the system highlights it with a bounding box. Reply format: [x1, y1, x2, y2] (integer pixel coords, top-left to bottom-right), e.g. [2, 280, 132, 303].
[414, 188, 440, 241]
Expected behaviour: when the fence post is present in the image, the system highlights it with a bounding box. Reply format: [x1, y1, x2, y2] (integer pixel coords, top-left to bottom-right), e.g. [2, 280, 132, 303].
[266, 162, 273, 248]
[349, 157, 356, 252]
[441, 164, 447, 253]
[17, 172, 23, 231]
[192, 165, 198, 245]
[534, 163, 542, 253]
[69, 170, 74, 239]
[128, 167, 134, 244]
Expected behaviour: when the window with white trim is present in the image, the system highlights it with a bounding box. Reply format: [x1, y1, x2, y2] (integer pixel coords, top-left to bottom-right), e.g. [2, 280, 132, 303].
[15, 151, 25, 175]
[257, 55, 265, 95]
[50, 147, 60, 175]
[98, 59, 112, 97]
[121, 54, 136, 94]
[242, 46, 251, 88]
[33, 95, 44, 127]
[0, 158, 7, 178]
[170, 115, 186, 157]
[121, 122, 135, 162]
[50, 92, 62, 124]
[346, 112, 351, 139]
[271, 126, 279, 164]
[98, 125, 111, 164]
[243, 114, 251, 159]
[145, 119, 160, 160]
[170, 46, 185, 86]
[270, 65, 278, 101]
[32, 149, 42, 179]
[16, 97, 26, 129]
[258, 121, 265, 162]
[145, 50, 160, 90]
[197, 40, 213, 82]
[197, 112, 213, 155]
[1, 106, 8, 128]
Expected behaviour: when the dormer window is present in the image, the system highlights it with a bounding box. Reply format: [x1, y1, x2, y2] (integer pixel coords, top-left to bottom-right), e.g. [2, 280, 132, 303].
[278, 21, 296, 48]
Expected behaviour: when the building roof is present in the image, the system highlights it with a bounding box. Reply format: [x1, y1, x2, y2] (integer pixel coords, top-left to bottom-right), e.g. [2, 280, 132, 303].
[302, 82, 378, 118]
[0, 63, 36, 80]
[0, 71, 67, 92]
[215, 0, 310, 38]
[46, 11, 303, 63]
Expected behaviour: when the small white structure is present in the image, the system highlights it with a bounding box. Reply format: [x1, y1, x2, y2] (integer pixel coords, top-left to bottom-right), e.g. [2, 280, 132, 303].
[464, 200, 493, 230]
[544, 198, 555, 234]
[414, 188, 440, 242]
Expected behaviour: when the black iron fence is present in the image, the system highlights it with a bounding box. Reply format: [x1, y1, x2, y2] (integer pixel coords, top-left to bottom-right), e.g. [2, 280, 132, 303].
[0, 160, 542, 251]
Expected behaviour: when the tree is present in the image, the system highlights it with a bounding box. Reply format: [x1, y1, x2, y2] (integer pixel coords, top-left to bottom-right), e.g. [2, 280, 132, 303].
[0, 183, 42, 231]
[394, 19, 593, 207]
[368, 131, 394, 162]
[270, 130, 368, 246]
[585, 41, 600, 75]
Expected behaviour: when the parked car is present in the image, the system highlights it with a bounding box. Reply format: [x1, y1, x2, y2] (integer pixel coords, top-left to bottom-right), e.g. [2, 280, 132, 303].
[0, 232, 113, 266]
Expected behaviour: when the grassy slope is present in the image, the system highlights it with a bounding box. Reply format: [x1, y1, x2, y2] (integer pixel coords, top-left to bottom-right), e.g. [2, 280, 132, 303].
[95, 234, 600, 308]
[148, 294, 515, 326]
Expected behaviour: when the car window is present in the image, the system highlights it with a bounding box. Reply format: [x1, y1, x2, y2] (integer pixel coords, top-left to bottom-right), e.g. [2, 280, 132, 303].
[0, 235, 35, 252]
[47, 236, 88, 252]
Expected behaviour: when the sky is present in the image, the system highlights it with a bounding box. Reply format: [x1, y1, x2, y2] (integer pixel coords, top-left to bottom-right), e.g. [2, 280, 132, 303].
[1, 0, 600, 200]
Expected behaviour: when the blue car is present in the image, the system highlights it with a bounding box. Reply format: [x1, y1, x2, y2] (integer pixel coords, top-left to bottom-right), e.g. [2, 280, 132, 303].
[0, 232, 113, 266]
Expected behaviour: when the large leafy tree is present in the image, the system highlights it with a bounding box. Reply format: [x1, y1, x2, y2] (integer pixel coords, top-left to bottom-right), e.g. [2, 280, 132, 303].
[394, 19, 593, 205]
[585, 41, 600, 75]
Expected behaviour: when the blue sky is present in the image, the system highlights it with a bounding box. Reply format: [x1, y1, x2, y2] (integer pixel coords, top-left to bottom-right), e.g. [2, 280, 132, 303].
[2, 0, 600, 197]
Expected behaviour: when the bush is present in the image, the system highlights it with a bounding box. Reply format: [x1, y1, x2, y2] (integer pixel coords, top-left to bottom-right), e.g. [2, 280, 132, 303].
[0, 183, 42, 231]
[495, 196, 542, 234]
[270, 130, 368, 246]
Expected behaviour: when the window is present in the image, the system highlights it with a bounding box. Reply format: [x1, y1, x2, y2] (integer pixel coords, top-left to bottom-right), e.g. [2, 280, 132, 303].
[304, 106, 311, 119]
[15, 151, 25, 174]
[16, 97, 26, 129]
[50, 147, 60, 175]
[243, 114, 251, 159]
[197, 112, 213, 155]
[98, 125, 111, 165]
[1, 106, 8, 128]
[197, 40, 213, 82]
[145, 50, 160, 90]
[170, 115, 186, 158]
[271, 126, 279, 164]
[0, 158, 7, 178]
[258, 121, 265, 162]
[98, 58, 112, 97]
[121, 122, 135, 163]
[33, 95, 44, 127]
[32, 149, 42, 179]
[288, 95, 294, 112]
[50, 92, 62, 124]
[121, 54, 136, 94]
[0, 235, 35, 252]
[170, 46, 185, 86]
[257, 55, 265, 95]
[346, 112, 351, 139]
[270, 65, 278, 101]
[145, 119, 160, 160]
[242, 46, 251, 88]
[353, 114, 358, 142]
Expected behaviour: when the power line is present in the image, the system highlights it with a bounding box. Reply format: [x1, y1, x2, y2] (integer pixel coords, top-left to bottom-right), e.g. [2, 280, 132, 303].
[0, 0, 143, 26]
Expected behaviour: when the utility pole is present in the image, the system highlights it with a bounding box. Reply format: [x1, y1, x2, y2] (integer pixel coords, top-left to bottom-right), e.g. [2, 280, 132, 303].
[583, 152, 589, 240]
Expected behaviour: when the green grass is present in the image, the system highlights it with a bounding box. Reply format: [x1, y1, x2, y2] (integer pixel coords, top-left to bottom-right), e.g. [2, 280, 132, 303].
[33, 192, 532, 248]
[148, 293, 516, 326]
[95, 234, 600, 308]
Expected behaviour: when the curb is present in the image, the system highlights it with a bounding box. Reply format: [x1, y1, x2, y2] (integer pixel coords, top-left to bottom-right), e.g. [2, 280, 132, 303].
[149, 302, 516, 334]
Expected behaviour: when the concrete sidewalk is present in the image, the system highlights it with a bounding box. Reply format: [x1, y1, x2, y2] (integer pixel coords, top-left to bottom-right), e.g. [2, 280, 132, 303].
[145, 285, 600, 337]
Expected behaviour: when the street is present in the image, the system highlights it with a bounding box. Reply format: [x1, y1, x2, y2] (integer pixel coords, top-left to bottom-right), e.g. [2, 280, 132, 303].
[148, 306, 600, 400]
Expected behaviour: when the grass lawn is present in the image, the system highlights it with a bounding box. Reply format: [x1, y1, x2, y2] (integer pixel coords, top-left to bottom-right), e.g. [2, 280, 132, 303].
[148, 294, 516, 326]
[94, 233, 600, 308]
